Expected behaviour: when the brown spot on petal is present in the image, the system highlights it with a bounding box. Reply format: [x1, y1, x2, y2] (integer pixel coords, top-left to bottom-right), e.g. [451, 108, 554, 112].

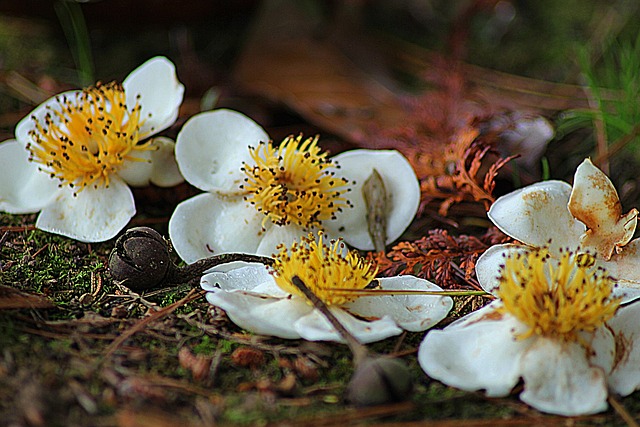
[468, 309, 504, 325]
[569, 159, 638, 260]
[521, 190, 549, 212]
[612, 330, 632, 372]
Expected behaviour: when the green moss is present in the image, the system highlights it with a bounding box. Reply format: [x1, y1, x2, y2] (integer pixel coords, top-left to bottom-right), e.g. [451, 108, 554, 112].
[192, 335, 218, 354]
[1, 224, 108, 301]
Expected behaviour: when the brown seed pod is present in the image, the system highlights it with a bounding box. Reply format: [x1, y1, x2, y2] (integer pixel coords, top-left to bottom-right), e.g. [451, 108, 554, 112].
[108, 227, 172, 291]
[108, 227, 275, 292]
[345, 356, 412, 406]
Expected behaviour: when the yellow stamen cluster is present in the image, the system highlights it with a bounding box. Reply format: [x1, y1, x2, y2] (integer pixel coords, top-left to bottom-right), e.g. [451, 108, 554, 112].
[27, 81, 155, 195]
[497, 248, 620, 343]
[240, 135, 352, 229]
[271, 232, 378, 306]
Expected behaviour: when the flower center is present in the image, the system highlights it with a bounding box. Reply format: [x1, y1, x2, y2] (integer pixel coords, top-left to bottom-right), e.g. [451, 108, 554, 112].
[26, 81, 154, 194]
[271, 232, 378, 306]
[240, 135, 352, 229]
[497, 248, 620, 342]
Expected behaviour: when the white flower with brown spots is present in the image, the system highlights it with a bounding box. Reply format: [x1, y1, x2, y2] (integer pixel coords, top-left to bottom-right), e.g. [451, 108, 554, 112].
[168, 109, 420, 262]
[0, 57, 185, 242]
[419, 247, 640, 416]
[202, 232, 453, 343]
[476, 158, 640, 302]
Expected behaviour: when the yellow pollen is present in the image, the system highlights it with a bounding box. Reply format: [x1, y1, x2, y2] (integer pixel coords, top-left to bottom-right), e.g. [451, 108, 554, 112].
[271, 232, 378, 306]
[497, 248, 620, 343]
[240, 134, 352, 229]
[26, 81, 155, 195]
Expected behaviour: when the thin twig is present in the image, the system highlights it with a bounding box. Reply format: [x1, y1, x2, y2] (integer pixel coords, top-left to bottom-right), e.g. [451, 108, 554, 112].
[279, 401, 414, 427]
[325, 288, 488, 296]
[170, 253, 274, 283]
[0, 225, 36, 233]
[609, 395, 640, 427]
[449, 261, 484, 292]
[102, 289, 205, 361]
[291, 276, 369, 364]
[178, 314, 330, 361]
[594, 123, 640, 166]
[585, 85, 609, 174]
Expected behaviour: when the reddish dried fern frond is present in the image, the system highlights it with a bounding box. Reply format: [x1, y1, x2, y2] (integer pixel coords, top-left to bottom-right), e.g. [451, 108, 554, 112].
[395, 124, 516, 216]
[369, 62, 515, 217]
[373, 228, 511, 289]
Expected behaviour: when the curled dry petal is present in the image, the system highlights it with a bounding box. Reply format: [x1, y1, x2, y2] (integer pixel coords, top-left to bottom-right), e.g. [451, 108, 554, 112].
[568, 158, 638, 260]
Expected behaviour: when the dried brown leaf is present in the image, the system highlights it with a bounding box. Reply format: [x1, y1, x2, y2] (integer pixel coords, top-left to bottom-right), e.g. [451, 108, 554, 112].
[233, 2, 525, 216]
[0, 285, 54, 310]
[234, 2, 403, 145]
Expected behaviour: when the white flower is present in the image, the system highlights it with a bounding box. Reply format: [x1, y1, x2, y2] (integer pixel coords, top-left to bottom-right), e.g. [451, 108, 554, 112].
[476, 158, 640, 302]
[0, 57, 185, 242]
[202, 232, 453, 343]
[419, 247, 640, 416]
[499, 115, 554, 169]
[168, 109, 420, 262]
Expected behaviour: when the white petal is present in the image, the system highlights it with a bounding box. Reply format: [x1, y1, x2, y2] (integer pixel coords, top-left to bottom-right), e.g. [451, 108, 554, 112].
[475, 244, 531, 295]
[345, 275, 452, 331]
[488, 180, 585, 253]
[588, 327, 616, 375]
[117, 150, 153, 187]
[255, 223, 309, 257]
[201, 265, 287, 297]
[501, 116, 554, 168]
[168, 192, 264, 263]
[175, 109, 268, 192]
[123, 56, 184, 138]
[600, 238, 640, 303]
[612, 284, 640, 303]
[15, 90, 82, 146]
[0, 140, 59, 213]
[118, 137, 184, 188]
[206, 291, 310, 339]
[325, 149, 420, 250]
[519, 338, 608, 416]
[148, 137, 184, 187]
[36, 179, 134, 242]
[607, 303, 640, 395]
[418, 304, 529, 397]
[294, 307, 402, 344]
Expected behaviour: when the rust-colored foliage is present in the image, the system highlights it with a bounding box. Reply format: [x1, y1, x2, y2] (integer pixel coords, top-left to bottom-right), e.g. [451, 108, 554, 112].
[373, 228, 511, 288]
[369, 60, 517, 216]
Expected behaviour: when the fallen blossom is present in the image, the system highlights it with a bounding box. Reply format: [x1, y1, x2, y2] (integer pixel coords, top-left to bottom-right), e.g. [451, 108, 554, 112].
[168, 109, 420, 262]
[201, 232, 452, 344]
[419, 247, 640, 416]
[0, 57, 184, 242]
[476, 158, 640, 302]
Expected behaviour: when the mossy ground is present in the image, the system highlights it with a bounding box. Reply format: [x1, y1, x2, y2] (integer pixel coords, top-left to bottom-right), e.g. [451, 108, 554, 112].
[2, 222, 638, 425]
[2, 1, 640, 425]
